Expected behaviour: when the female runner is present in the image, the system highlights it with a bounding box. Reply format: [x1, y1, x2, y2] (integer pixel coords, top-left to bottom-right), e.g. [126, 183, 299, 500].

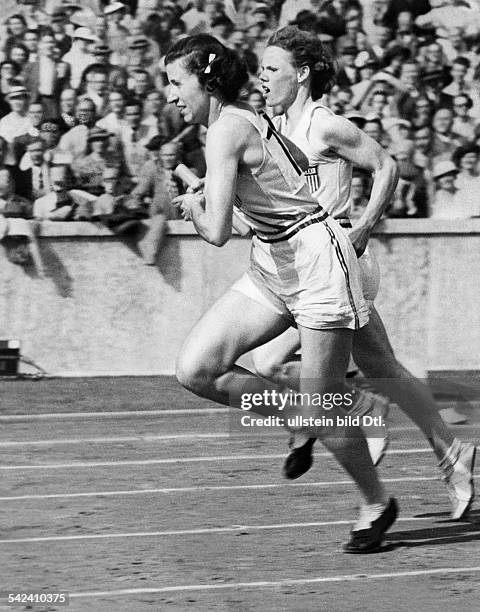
[166, 34, 397, 553]
[253, 26, 475, 520]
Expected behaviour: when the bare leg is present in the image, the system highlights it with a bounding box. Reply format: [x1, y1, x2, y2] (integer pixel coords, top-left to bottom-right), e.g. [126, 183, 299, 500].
[352, 306, 454, 460]
[252, 307, 455, 460]
[298, 325, 387, 506]
[176, 289, 389, 507]
[176, 289, 291, 414]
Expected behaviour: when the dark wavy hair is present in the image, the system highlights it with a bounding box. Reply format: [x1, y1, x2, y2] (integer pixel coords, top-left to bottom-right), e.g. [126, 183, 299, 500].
[267, 26, 337, 100]
[164, 34, 249, 103]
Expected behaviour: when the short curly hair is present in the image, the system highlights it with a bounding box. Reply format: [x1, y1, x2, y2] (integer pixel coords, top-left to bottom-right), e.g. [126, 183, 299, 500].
[267, 26, 337, 100]
[165, 34, 249, 104]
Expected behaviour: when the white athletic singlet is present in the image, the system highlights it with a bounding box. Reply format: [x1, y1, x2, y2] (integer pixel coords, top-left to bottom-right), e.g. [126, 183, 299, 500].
[225, 106, 369, 330]
[225, 107, 328, 242]
[276, 101, 353, 220]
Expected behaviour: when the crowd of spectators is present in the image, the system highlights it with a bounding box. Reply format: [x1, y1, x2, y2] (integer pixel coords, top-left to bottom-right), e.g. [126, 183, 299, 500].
[0, 0, 480, 265]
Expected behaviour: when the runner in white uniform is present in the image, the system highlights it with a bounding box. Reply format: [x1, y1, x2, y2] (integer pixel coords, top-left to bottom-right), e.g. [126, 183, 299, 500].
[250, 26, 475, 520]
[166, 33, 397, 553]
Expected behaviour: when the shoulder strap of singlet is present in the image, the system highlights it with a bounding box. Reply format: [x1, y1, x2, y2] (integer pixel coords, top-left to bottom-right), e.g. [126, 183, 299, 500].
[260, 111, 303, 177]
[296, 100, 333, 142]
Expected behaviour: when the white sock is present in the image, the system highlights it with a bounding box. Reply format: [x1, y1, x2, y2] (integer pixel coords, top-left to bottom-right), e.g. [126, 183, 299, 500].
[290, 432, 312, 449]
[354, 501, 388, 531]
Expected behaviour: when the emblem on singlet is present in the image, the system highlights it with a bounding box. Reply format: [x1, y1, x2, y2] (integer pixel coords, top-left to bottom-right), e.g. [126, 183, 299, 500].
[305, 165, 320, 193]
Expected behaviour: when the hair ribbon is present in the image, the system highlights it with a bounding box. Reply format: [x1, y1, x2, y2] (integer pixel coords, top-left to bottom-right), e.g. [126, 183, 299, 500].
[204, 53, 216, 74]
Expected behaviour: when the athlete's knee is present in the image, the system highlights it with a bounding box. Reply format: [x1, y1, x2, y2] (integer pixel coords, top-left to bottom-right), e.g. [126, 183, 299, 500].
[176, 352, 216, 395]
[252, 353, 284, 382]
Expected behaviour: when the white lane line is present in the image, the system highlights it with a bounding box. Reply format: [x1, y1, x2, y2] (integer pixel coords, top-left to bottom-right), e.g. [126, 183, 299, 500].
[0, 408, 230, 421]
[0, 516, 446, 544]
[5, 474, 475, 501]
[0, 448, 436, 470]
[67, 567, 480, 597]
[0, 433, 233, 447]
[0, 426, 478, 447]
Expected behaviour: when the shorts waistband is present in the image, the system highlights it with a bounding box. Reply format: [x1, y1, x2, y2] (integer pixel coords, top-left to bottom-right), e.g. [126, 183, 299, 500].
[254, 209, 329, 243]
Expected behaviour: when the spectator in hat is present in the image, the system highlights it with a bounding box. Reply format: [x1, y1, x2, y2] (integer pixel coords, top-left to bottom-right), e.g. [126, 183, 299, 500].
[23, 32, 70, 118]
[452, 143, 480, 217]
[88, 41, 128, 89]
[0, 83, 31, 166]
[33, 161, 94, 221]
[58, 96, 97, 159]
[96, 88, 127, 137]
[125, 36, 159, 82]
[105, 2, 130, 57]
[128, 18, 162, 65]
[431, 107, 466, 162]
[72, 126, 123, 196]
[62, 27, 96, 90]
[429, 160, 471, 219]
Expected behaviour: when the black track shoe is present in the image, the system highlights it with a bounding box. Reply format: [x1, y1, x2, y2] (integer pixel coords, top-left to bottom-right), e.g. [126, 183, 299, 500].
[343, 497, 398, 554]
[283, 437, 316, 479]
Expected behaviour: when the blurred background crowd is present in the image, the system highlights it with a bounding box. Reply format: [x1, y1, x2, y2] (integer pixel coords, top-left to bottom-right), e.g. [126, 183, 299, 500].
[0, 0, 479, 254]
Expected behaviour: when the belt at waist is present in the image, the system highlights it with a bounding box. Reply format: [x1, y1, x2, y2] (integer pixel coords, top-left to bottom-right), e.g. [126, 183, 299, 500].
[254, 209, 329, 243]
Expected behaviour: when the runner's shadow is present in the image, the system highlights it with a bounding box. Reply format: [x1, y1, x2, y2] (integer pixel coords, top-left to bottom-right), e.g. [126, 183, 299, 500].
[386, 511, 480, 549]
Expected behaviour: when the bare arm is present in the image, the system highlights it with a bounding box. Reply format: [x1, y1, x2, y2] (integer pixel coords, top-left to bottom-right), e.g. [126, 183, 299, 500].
[172, 116, 248, 246]
[314, 113, 399, 255]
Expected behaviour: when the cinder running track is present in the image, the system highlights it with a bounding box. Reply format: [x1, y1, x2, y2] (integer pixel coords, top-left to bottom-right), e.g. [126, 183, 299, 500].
[1, 377, 479, 612]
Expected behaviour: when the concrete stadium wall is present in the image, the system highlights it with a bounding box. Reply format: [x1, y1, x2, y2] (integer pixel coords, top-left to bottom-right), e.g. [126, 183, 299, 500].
[0, 219, 479, 376]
